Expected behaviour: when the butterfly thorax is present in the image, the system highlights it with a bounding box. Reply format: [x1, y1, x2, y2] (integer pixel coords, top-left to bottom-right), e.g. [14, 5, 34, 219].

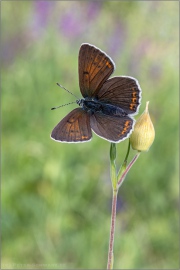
[77, 98, 127, 117]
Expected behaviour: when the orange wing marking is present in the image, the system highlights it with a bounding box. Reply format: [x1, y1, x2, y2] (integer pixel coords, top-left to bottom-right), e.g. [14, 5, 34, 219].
[121, 120, 131, 135]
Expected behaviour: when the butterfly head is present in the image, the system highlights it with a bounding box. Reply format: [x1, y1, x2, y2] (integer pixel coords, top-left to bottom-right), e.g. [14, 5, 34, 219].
[76, 99, 84, 107]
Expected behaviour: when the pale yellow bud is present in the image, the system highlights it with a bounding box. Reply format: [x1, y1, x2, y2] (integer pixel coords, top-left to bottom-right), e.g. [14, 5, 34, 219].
[130, 101, 155, 151]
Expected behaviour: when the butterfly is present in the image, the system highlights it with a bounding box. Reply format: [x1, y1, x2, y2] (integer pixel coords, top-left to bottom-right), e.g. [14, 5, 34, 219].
[51, 43, 141, 143]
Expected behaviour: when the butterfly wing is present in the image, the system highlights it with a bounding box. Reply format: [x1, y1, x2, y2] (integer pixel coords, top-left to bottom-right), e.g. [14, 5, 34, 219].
[97, 76, 141, 115]
[78, 43, 115, 98]
[51, 108, 92, 142]
[90, 112, 134, 142]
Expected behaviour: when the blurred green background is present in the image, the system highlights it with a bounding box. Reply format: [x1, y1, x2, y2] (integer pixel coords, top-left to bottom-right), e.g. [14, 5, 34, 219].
[2, 1, 179, 269]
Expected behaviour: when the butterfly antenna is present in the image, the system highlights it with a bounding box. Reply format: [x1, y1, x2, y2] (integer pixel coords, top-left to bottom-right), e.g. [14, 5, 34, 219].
[51, 101, 77, 110]
[56, 83, 79, 99]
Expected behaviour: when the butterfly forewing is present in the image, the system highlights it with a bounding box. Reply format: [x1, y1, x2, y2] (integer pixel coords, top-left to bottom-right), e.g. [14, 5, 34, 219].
[90, 113, 134, 142]
[79, 44, 115, 98]
[97, 76, 141, 115]
[51, 108, 92, 142]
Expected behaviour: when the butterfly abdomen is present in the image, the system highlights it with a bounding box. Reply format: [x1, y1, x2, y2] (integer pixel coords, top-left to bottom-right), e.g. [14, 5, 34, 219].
[100, 103, 127, 117]
[80, 98, 127, 117]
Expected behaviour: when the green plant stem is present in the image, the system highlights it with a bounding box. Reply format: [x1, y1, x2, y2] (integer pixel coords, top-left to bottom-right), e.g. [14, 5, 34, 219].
[117, 152, 141, 188]
[117, 140, 131, 180]
[110, 143, 117, 189]
[108, 143, 141, 269]
[107, 189, 118, 270]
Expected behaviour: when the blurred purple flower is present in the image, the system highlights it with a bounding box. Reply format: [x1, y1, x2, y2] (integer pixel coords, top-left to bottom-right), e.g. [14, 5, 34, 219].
[107, 21, 127, 58]
[2, 1, 53, 67]
[2, 32, 29, 66]
[59, 2, 101, 40]
[86, 1, 102, 19]
[34, 1, 52, 27]
[60, 10, 83, 39]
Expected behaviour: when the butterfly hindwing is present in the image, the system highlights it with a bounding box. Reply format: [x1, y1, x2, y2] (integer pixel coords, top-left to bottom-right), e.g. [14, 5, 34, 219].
[97, 76, 141, 115]
[51, 108, 92, 142]
[90, 112, 134, 142]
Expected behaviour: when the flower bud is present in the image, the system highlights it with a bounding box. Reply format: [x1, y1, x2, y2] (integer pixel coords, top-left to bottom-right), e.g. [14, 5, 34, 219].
[130, 101, 155, 151]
